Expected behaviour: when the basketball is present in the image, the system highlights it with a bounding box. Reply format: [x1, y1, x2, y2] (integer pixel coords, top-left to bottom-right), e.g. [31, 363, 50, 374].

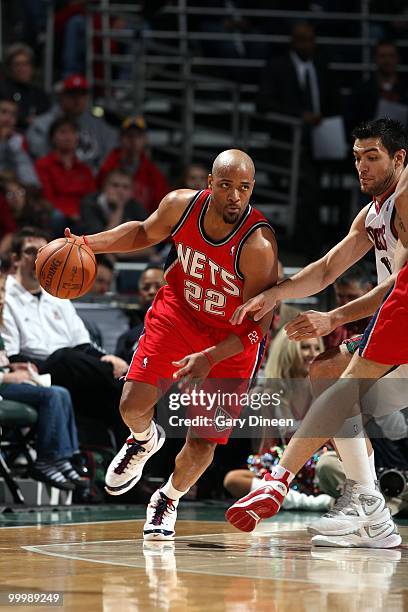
[35, 236, 97, 299]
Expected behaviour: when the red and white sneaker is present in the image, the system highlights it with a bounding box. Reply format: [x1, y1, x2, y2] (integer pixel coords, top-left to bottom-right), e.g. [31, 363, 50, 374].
[225, 471, 290, 532]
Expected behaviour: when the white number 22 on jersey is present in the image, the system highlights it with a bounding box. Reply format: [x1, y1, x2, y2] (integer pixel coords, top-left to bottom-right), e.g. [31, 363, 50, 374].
[184, 280, 226, 316]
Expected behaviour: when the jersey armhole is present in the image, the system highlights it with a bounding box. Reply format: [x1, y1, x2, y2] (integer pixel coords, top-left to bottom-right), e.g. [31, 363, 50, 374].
[234, 222, 275, 280]
[170, 190, 204, 237]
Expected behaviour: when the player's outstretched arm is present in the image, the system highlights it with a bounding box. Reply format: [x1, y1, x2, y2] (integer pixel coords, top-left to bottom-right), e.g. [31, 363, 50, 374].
[231, 205, 372, 325]
[284, 240, 408, 341]
[65, 189, 196, 254]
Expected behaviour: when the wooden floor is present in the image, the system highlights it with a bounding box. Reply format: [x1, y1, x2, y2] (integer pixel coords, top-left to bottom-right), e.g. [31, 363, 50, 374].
[0, 516, 407, 611]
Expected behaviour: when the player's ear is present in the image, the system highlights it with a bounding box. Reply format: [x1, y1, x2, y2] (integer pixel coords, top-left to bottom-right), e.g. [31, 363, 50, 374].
[208, 174, 213, 190]
[396, 148, 406, 167]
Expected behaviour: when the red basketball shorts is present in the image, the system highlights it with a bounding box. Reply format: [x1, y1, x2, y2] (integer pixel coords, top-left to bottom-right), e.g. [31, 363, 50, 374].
[359, 262, 408, 365]
[126, 286, 265, 443]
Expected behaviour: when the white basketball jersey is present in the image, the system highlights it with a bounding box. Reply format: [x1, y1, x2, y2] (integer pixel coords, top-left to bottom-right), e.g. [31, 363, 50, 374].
[365, 191, 398, 284]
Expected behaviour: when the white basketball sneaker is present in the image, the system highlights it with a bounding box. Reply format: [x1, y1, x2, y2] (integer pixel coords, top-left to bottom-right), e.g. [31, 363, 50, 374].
[143, 489, 178, 541]
[105, 422, 165, 496]
[307, 479, 401, 548]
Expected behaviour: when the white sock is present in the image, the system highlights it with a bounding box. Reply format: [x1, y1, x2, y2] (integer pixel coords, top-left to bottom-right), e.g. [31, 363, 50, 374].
[368, 451, 377, 480]
[334, 414, 375, 488]
[250, 477, 264, 491]
[160, 474, 189, 501]
[131, 422, 155, 450]
[270, 464, 295, 484]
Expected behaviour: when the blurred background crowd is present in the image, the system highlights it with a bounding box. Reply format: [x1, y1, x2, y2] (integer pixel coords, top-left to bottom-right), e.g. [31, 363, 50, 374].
[0, 1, 407, 513]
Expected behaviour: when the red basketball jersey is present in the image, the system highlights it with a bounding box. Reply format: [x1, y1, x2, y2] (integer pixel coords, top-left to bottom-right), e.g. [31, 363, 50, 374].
[163, 189, 273, 330]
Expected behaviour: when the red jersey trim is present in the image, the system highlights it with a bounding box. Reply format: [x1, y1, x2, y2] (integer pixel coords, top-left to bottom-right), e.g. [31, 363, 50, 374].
[171, 190, 204, 237]
[234, 221, 275, 280]
[198, 201, 253, 246]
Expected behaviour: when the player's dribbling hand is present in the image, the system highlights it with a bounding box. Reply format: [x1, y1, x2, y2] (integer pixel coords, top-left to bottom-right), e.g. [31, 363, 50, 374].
[230, 287, 278, 325]
[64, 227, 82, 242]
[172, 352, 211, 390]
[285, 310, 335, 340]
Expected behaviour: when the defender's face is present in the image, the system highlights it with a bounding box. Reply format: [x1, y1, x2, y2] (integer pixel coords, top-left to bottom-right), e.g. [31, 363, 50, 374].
[353, 138, 405, 197]
[208, 166, 254, 225]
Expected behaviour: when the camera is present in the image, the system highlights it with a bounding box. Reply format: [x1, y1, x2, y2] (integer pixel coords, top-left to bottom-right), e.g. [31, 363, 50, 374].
[378, 467, 408, 497]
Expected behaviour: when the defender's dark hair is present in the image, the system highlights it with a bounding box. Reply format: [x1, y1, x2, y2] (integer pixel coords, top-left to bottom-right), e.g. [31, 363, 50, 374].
[11, 226, 51, 257]
[352, 118, 408, 165]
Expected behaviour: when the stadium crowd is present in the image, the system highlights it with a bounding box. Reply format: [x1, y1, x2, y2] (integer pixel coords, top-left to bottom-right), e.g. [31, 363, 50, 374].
[0, 1, 407, 514]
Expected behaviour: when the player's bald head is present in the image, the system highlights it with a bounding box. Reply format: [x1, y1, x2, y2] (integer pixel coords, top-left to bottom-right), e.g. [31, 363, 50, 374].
[211, 149, 255, 180]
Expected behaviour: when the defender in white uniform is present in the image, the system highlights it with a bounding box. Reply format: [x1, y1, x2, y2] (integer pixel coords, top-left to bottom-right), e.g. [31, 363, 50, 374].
[226, 118, 408, 548]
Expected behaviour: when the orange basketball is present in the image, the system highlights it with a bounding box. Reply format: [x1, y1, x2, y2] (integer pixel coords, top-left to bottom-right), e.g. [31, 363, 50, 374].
[36, 237, 97, 299]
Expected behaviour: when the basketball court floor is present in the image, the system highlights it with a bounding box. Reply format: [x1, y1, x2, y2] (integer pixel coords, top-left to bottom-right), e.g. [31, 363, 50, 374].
[0, 503, 407, 611]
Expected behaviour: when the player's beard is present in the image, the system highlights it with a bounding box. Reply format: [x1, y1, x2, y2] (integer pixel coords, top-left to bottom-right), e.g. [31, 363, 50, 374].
[223, 210, 240, 224]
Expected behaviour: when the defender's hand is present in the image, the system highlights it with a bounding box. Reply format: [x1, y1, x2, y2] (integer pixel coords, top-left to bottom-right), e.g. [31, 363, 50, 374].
[230, 287, 279, 325]
[285, 310, 335, 340]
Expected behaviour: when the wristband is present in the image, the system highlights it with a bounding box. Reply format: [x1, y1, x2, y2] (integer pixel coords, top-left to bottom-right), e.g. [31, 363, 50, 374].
[201, 348, 215, 367]
[82, 234, 90, 247]
[240, 323, 264, 350]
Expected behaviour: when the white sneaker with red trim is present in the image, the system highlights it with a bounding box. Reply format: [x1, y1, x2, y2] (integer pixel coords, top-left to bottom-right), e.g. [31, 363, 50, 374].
[143, 489, 178, 541]
[225, 471, 290, 532]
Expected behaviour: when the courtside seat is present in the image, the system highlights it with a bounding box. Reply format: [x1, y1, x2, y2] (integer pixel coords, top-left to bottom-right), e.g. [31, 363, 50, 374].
[0, 400, 38, 427]
[0, 400, 38, 503]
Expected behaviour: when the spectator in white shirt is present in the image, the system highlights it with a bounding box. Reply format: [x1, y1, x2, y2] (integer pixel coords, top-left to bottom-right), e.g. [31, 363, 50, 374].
[1, 227, 129, 446]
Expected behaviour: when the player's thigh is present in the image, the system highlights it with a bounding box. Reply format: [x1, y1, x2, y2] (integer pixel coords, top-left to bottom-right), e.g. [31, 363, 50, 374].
[309, 345, 352, 395]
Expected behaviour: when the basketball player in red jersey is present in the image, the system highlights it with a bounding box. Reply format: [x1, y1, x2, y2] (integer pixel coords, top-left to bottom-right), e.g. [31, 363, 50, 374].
[227, 119, 408, 548]
[64, 149, 278, 540]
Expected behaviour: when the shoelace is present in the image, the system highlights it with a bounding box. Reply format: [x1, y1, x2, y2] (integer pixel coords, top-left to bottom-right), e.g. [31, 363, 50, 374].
[325, 479, 356, 516]
[151, 493, 176, 526]
[114, 440, 146, 474]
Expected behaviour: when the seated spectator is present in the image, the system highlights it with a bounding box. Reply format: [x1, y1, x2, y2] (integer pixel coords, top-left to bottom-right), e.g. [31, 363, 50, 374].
[1, 227, 129, 447]
[322, 265, 373, 349]
[35, 117, 96, 233]
[0, 271, 85, 490]
[0, 172, 52, 257]
[177, 162, 208, 190]
[115, 265, 165, 364]
[81, 168, 146, 233]
[0, 92, 39, 187]
[81, 168, 154, 261]
[348, 40, 408, 130]
[27, 74, 118, 171]
[91, 255, 114, 296]
[2, 43, 50, 129]
[98, 116, 170, 215]
[224, 330, 333, 510]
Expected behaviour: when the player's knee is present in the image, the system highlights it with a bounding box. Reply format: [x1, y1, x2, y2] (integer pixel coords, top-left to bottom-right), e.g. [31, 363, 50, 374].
[309, 351, 332, 380]
[119, 394, 146, 420]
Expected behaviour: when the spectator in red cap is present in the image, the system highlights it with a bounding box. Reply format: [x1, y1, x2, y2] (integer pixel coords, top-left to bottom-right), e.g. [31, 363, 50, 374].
[35, 117, 96, 234]
[97, 116, 170, 215]
[27, 74, 117, 171]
